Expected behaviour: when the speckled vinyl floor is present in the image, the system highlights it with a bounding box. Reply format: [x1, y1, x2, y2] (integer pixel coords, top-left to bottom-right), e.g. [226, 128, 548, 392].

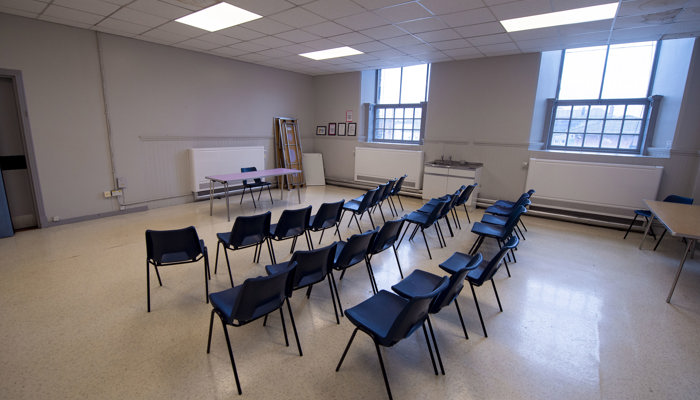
[1, 185, 699, 399]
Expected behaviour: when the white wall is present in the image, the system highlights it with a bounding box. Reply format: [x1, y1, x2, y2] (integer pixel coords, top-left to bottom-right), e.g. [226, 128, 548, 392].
[0, 13, 314, 223]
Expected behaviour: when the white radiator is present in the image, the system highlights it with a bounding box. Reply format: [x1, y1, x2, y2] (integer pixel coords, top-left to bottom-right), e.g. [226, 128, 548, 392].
[525, 158, 663, 218]
[354, 147, 424, 189]
[188, 147, 265, 195]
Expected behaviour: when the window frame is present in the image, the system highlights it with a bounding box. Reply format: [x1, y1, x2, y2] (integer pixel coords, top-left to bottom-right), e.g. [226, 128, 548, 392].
[546, 41, 661, 154]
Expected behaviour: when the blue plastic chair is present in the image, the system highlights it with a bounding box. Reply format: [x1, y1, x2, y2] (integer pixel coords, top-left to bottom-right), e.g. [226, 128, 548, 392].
[366, 218, 406, 282]
[214, 211, 273, 286]
[307, 200, 344, 247]
[341, 187, 379, 233]
[269, 206, 312, 263]
[239, 166, 272, 208]
[330, 229, 377, 315]
[397, 199, 449, 260]
[624, 195, 694, 244]
[335, 277, 449, 400]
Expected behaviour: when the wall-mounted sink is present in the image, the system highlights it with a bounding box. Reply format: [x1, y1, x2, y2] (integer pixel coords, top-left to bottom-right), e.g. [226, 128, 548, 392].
[427, 160, 483, 169]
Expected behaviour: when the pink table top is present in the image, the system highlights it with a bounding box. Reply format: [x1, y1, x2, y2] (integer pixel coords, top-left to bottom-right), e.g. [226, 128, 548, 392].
[206, 168, 301, 183]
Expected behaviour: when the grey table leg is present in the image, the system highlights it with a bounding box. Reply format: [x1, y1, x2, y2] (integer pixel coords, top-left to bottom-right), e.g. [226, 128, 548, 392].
[666, 238, 695, 303]
[639, 215, 655, 250]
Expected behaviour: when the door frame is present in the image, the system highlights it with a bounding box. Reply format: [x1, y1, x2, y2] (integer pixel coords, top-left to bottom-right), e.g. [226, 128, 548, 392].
[0, 68, 46, 228]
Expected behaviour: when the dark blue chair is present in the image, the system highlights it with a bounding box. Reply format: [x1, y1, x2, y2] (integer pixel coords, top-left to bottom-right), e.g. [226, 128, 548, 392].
[468, 205, 526, 277]
[465, 236, 519, 337]
[307, 200, 344, 247]
[265, 242, 340, 324]
[269, 206, 312, 263]
[624, 195, 694, 245]
[387, 174, 407, 214]
[397, 198, 449, 260]
[206, 262, 301, 395]
[145, 226, 209, 312]
[335, 277, 449, 400]
[366, 218, 406, 282]
[391, 253, 484, 374]
[239, 166, 273, 208]
[340, 187, 379, 233]
[418, 188, 461, 238]
[214, 211, 273, 286]
[330, 229, 378, 315]
[453, 183, 477, 225]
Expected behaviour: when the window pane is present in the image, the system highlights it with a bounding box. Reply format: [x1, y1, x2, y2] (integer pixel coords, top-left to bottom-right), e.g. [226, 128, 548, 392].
[604, 120, 622, 133]
[584, 134, 601, 147]
[378, 68, 400, 104]
[620, 135, 639, 149]
[607, 105, 625, 119]
[385, 109, 394, 118]
[589, 105, 606, 119]
[393, 130, 402, 140]
[403, 119, 413, 130]
[413, 130, 420, 141]
[395, 108, 403, 118]
[551, 133, 567, 146]
[622, 120, 642, 134]
[601, 41, 656, 99]
[570, 120, 586, 133]
[626, 104, 645, 118]
[553, 119, 570, 132]
[572, 105, 589, 118]
[558, 46, 607, 100]
[414, 107, 422, 118]
[567, 134, 583, 147]
[586, 120, 603, 133]
[377, 119, 384, 129]
[601, 135, 619, 148]
[403, 131, 412, 141]
[555, 106, 571, 119]
[404, 108, 414, 118]
[375, 130, 384, 139]
[400, 64, 428, 103]
[377, 109, 385, 118]
[385, 119, 394, 130]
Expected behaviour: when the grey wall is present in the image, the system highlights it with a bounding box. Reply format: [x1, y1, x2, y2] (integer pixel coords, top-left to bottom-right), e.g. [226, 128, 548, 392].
[0, 13, 314, 223]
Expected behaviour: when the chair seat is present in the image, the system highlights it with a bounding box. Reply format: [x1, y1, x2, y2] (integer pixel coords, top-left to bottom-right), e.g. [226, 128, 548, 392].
[480, 214, 507, 226]
[209, 285, 243, 322]
[266, 261, 324, 289]
[217, 232, 265, 248]
[243, 181, 271, 188]
[345, 290, 408, 346]
[634, 209, 652, 217]
[342, 201, 361, 212]
[308, 214, 336, 231]
[471, 221, 507, 238]
[404, 211, 431, 226]
[439, 252, 481, 275]
[494, 199, 515, 207]
[159, 239, 206, 264]
[270, 224, 305, 239]
[466, 264, 489, 285]
[391, 270, 443, 300]
[484, 204, 513, 216]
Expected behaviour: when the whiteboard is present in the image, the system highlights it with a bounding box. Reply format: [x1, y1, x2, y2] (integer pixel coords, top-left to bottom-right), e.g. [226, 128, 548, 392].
[188, 147, 265, 193]
[302, 153, 325, 186]
[525, 158, 663, 210]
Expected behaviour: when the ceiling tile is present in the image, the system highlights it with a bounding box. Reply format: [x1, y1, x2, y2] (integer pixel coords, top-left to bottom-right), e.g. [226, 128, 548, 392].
[0, 0, 46, 14]
[454, 21, 504, 38]
[96, 18, 151, 35]
[139, 28, 189, 44]
[419, 0, 486, 15]
[431, 38, 473, 50]
[397, 17, 449, 33]
[258, 48, 294, 58]
[442, 46, 482, 59]
[275, 29, 321, 43]
[352, 0, 411, 11]
[514, 37, 562, 52]
[352, 41, 392, 52]
[229, 41, 271, 53]
[439, 7, 495, 28]
[507, 26, 559, 41]
[198, 33, 240, 46]
[398, 43, 436, 54]
[477, 42, 520, 56]
[42, 4, 103, 25]
[212, 46, 250, 57]
[158, 20, 203, 37]
[335, 11, 388, 30]
[488, 0, 552, 20]
[618, 0, 687, 17]
[269, 6, 326, 28]
[0, 6, 41, 18]
[238, 53, 272, 63]
[54, 0, 120, 16]
[467, 33, 512, 46]
[374, 2, 432, 24]
[177, 38, 220, 50]
[302, 0, 365, 19]
[327, 32, 373, 45]
[303, 21, 352, 36]
[250, 35, 294, 48]
[360, 24, 407, 40]
[675, 6, 700, 22]
[217, 26, 266, 41]
[299, 38, 342, 49]
[157, 0, 206, 12]
[277, 43, 316, 53]
[381, 34, 424, 47]
[127, 0, 190, 19]
[103, 0, 132, 5]
[229, 0, 296, 16]
[610, 25, 668, 43]
[415, 28, 461, 42]
[112, 7, 169, 27]
[557, 19, 612, 35]
[241, 18, 294, 35]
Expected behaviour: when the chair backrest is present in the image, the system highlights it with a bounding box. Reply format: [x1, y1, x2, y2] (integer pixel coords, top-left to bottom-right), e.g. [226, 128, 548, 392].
[335, 229, 377, 269]
[356, 187, 379, 213]
[431, 253, 483, 313]
[371, 184, 388, 207]
[288, 242, 337, 291]
[381, 179, 397, 201]
[470, 236, 519, 286]
[272, 206, 312, 239]
[503, 205, 527, 235]
[240, 166, 261, 185]
[229, 211, 271, 248]
[664, 195, 693, 205]
[368, 218, 406, 255]
[229, 263, 295, 324]
[146, 226, 202, 265]
[422, 199, 449, 226]
[391, 174, 407, 195]
[310, 200, 345, 230]
[382, 277, 449, 346]
[439, 189, 461, 218]
[455, 183, 477, 206]
[526, 189, 535, 197]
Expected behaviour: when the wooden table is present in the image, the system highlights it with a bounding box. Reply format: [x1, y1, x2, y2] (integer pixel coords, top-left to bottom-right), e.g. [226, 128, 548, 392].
[639, 200, 700, 303]
[206, 168, 302, 221]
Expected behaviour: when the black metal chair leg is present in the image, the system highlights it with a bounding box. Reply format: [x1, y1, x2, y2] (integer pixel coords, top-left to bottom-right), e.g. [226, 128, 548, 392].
[421, 323, 438, 376]
[426, 317, 445, 375]
[375, 342, 394, 400]
[392, 246, 404, 279]
[336, 328, 358, 371]
[278, 308, 289, 347]
[327, 275, 340, 324]
[214, 241, 221, 274]
[146, 261, 151, 312]
[206, 309, 215, 353]
[491, 279, 503, 312]
[653, 229, 668, 251]
[220, 319, 243, 395]
[421, 228, 432, 260]
[470, 283, 487, 337]
[329, 271, 344, 316]
[223, 249, 235, 287]
[463, 204, 471, 223]
[623, 214, 639, 239]
[286, 299, 303, 356]
[454, 299, 469, 340]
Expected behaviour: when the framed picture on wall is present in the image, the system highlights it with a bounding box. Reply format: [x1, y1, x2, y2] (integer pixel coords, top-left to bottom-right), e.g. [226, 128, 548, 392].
[316, 125, 326, 135]
[348, 122, 357, 136]
[328, 122, 336, 135]
[338, 122, 346, 136]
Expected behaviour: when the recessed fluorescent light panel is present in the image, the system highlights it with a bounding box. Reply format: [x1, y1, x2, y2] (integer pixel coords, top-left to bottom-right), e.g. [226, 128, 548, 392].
[299, 47, 363, 60]
[500, 3, 619, 32]
[176, 2, 262, 32]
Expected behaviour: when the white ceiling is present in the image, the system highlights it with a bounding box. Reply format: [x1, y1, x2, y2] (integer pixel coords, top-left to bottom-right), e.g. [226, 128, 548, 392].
[2, 0, 699, 75]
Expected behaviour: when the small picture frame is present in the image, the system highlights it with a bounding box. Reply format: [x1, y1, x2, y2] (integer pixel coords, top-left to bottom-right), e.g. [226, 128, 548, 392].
[348, 122, 357, 136]
[328, 122, 336, 136]
[316, 125, 326, 135]
[338, 122, 346, 136]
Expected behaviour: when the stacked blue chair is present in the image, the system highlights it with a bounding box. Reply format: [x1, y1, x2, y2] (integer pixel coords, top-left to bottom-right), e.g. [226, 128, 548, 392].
[397, 198, 449, 260]
[214, 211, 273, 286]
[307, 200, 344, 247]
[268, 206, 312, 263]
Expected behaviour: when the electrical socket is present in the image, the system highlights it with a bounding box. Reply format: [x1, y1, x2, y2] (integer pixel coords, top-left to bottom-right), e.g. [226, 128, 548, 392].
[116, 177, 126, 188]
[104, 191, 111, 198]
[111, 189, 123, 197]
